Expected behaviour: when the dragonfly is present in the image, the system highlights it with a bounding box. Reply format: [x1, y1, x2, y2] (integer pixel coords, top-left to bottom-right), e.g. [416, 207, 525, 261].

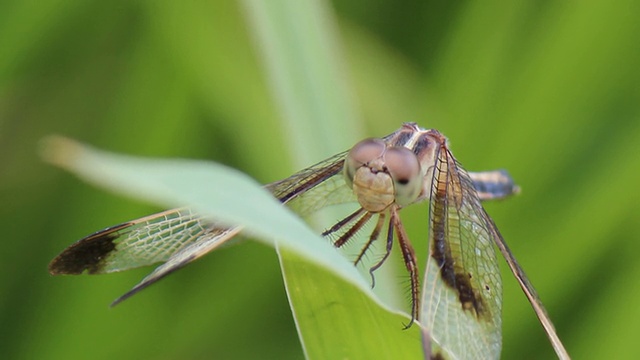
[49, 123, 569, 359]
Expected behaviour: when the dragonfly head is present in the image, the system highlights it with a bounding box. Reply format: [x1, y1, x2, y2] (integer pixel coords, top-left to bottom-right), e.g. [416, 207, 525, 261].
[344, 138, 423, 212]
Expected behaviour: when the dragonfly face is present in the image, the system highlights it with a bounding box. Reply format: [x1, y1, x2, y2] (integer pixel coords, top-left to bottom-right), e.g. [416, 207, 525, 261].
[49, 122, 568, 359]
[344, 137, 423, 211]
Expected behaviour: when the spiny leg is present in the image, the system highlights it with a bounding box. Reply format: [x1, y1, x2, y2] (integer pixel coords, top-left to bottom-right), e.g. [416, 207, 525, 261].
[391, 206, 419, 329]
[367, 213, 395, 289]
[354, 213, 386, 266]
[332, 211, 373, 248]
[322, 208, 366, 237]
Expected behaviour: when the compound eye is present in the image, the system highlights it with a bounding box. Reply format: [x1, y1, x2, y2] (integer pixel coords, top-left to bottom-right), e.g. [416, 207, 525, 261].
[348, 138, 386, 165]
[344, 138, 386, 186]
[384, 147, 422, 206]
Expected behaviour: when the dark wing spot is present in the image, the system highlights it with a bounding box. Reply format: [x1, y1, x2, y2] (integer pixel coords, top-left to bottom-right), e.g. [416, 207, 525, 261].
[431, 351, 446, 360]
[431, 194, 489, 320]
[432, 240, 489, 319]
[48, 223, 130, 275]
[454, 273, 486, 314]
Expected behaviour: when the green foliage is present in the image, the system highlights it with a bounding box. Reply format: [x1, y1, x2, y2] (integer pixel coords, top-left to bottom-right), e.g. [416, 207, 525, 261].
[1, 1, 639, 359]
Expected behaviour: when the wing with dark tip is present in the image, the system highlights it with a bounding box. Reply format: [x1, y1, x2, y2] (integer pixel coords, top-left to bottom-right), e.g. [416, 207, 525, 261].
[49, 209, 219, 275]
[48, 151, 354, 304]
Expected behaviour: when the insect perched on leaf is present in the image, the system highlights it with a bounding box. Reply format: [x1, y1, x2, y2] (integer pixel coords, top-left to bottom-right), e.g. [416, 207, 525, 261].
[49, 123, 569, 359]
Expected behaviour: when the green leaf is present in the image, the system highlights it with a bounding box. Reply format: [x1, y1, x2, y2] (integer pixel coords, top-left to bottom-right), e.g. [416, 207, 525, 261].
[281, 247, 422, 359]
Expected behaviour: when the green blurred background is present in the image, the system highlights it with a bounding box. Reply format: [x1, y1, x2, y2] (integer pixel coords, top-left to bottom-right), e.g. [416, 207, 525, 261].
[2, 1, 639, 359]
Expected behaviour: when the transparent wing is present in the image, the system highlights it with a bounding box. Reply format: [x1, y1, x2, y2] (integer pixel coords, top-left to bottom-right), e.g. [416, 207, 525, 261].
[48, 208, 221, 274]
[49, 152, 350, 274]
[265, 149, 356, 215]
[49, 207, 244, 305]
[422, 147, 569, 360]
[421, 147, 502, 360]
[48, 150, 358, 304]
[109, 226, 242, 306]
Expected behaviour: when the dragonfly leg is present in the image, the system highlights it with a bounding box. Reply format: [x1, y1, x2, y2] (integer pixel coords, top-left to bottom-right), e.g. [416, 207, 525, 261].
[322, 208, 365, 237]
[367, 214, 395, 289]
[354, 213, 385, 266]
[332, 211, 373, 248]
[391, 206, 419, 329]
